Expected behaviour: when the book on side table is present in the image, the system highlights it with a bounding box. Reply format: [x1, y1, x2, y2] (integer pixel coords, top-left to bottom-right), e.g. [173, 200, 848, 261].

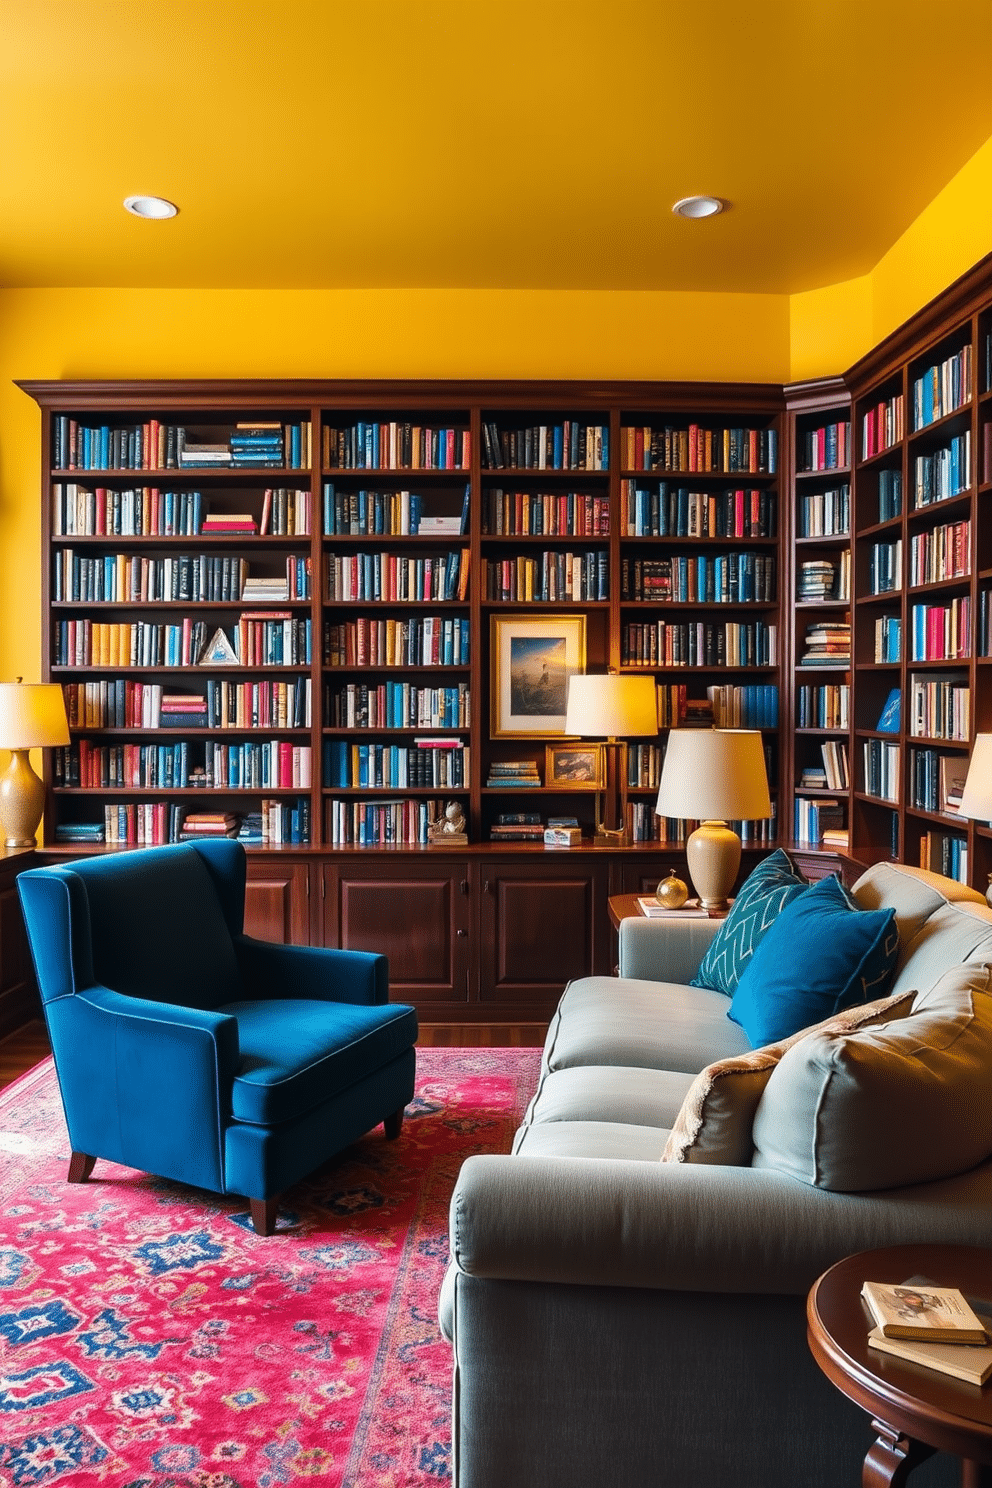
[863, 1281, 992, 1386]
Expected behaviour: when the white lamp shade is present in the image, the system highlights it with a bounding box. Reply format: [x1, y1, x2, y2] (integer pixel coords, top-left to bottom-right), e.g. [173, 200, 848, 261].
[655, 728, 771, 821]
[564, 674, 658, 738]
[958, 734, 992, 823]
[0, 681, 70, 749]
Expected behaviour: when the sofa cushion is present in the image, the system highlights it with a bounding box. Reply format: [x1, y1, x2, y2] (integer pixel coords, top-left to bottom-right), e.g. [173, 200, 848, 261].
[514, 1119, 669, 1163]
[544, 976, 752, 1075]
[690, 848, 808, 996]
[223, 998, 418, 1125]
[751, 963, 992, 1190]
[526, 1065, 697, 1130]
[888, 900, 992, 999]
[727, 874, 899, 1045]
[661, 989, 915, 1167]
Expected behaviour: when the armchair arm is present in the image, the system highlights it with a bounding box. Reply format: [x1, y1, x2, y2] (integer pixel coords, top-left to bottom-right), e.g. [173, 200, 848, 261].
[450, 1153, 992, 1296]
[233, 935, 388, 1006]
[618, 915, 721, 983]
[49, 984, 239, 1195]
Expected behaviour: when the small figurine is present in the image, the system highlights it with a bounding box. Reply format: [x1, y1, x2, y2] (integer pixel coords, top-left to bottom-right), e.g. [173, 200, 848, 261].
[428, 801, 468, 845]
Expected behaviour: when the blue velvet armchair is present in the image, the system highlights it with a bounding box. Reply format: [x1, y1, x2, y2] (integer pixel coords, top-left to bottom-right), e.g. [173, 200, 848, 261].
[17, 839, 418, 1233]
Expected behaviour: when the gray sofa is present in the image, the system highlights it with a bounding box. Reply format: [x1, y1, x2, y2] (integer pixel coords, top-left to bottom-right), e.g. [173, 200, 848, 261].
[440, 861, 992, 1488]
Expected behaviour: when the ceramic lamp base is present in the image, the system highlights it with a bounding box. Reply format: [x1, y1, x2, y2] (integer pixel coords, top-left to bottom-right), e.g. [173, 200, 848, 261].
[686, 819, 741, 910]
[0, 749, 46, 847]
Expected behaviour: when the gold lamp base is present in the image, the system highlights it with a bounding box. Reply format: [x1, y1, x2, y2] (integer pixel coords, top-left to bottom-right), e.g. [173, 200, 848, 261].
[0, 748, 47, 848]
[686, 819, 741, 910]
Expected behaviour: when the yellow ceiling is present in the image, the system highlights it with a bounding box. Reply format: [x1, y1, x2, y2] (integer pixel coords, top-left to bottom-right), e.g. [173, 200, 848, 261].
[2, 0, 991, 295]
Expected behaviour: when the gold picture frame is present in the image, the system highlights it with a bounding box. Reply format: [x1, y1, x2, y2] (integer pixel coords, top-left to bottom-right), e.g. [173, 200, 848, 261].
[545, 743, 605, 790]
[490, 615, 587, 738]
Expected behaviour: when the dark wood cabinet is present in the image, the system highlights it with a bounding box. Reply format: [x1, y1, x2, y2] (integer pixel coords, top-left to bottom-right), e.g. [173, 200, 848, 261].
[0, 850, 40, 1038]
[324, 859, 471, 1004]
[477, 857, 609, 1009]
[244, 858, 312, 945]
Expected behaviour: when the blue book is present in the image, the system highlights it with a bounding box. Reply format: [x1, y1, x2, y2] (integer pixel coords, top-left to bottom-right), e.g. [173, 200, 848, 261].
[876, 688, 901, 733]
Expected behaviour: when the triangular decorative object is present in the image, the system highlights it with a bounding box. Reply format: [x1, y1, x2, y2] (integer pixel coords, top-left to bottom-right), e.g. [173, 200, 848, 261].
[198, 626, 240, 665]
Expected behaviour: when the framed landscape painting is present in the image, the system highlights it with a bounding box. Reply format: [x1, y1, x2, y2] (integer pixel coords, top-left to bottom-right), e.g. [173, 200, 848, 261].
[490, 615, 586, 738]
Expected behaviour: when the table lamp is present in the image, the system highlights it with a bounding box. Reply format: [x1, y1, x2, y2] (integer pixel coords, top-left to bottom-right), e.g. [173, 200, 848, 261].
[956, 734, 992, 905]
[564, 673, 658, 844]
[0, 678, 70, 847]
[654, 728, 771, 909]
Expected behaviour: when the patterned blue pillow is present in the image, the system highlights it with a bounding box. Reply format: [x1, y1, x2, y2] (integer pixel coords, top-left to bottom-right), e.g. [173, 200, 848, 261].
[690, 848, 808, 996]
[727, 873, 899, 1045]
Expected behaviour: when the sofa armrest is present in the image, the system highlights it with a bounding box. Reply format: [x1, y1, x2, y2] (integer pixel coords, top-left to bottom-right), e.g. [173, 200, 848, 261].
[234, 936, 388, 1005]
[450, 1153, 992, 1297]
[617, 916, 721, 984]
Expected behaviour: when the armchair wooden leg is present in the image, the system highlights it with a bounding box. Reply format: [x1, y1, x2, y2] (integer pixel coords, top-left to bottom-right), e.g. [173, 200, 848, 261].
[383, 1106, 405, 1140]
[249, 1197, 280, 1235]
[67, 1152, 96, 1184]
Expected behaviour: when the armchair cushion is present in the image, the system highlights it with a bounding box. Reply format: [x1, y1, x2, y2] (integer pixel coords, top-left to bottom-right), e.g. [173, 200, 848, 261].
[223, 998, 418, 1125]
[70, 844, 242, 1010]
[690, 848, 808, 996]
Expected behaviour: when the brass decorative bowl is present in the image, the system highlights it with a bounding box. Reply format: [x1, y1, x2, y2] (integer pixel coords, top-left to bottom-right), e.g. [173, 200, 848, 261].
[655, 869, 689, 910]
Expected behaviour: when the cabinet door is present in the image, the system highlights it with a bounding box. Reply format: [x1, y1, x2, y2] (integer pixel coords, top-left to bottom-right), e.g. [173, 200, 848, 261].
[0, 864, 40, 1038]
[244, 859, 311, 945]
[479, 859, 609, 1007]
[325, 863, 471, 1003]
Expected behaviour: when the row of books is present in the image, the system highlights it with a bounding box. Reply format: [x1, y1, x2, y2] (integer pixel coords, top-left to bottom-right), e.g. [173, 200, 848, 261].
[820, 739, 850, 790]
[620, 424, 777, 474]
[63, 678, 311, 731]
[796, 682, 849, 730]
[324, 681, 471, 730]
[482, 489, 610, 537]
[53, 616, 312, 669]
[622, 482, 776, 539]
[53, 485, 205, 537]
[799, 620, 850, 667]
[910, 598, 972, 662]
[877, 469, 903, 522]
[797, 554, 849, 602]
[55, 799, 311, 848]
[907, 518, 970, 587]
[621, 552, 775, 604]
[323, 422, 469, 472]
[325, 796, 455, 846]
[920, 829, 969, 884]
[54, 740, 312, 791]
[322, 484, 470, 537]
[912, 432, 971, 507]
[323, 616, 471, 669]
[482, 421, 608, 472]
[324, 550, 470, 603]
[794, 795, 845, 847]
[797, 420, 850, 473]
[482, 551, 609, 603]
[796, 484, 849, 537]
[620, 620, 778, 669]
[862, 393, 905, 459]
[53, 552, 310, 606]
[867, 540, 901, 596]
[705, 683, 780, 729]
[874, 615, 902, 665]
[625, 801, 779, 845]
[911, 344, 972, 430]
[863, 740, 900, 802]
[323, 739, 469, 789]
[908, 675, 970, 742]
[909, 748, 968, 816]
[981, 587, 992, 658]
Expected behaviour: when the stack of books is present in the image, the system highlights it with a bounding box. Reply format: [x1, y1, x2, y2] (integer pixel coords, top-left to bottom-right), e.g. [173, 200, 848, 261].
[862, 1280, 992, 1386]
[490, 812, 544, 842]
[178, 811, 240, 839]
[202, 512, 258, 534]
[54, 822, 105, 844]
[243, 574, 290, 602]
[800, 621, 850, 667]
[229, 423, 284, 467]
[797, 559, 837, 601]
[486, 760, 541, 788]
[179, 441, 231, 467]
[160, 692, 208, 729]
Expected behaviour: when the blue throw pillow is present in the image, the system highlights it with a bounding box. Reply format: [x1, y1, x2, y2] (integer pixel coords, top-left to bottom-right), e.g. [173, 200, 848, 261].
[691, 848, 808, 996]
[727, 874, 899, 1046]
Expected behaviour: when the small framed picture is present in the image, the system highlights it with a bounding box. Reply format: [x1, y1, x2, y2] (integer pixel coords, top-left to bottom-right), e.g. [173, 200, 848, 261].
[545, 743, 605, 790]
[490, 615, 586, 738]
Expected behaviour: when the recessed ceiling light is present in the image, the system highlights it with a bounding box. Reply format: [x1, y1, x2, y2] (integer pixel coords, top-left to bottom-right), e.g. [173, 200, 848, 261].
[672, 195, 725, 220]
[123, 195, 178, 220]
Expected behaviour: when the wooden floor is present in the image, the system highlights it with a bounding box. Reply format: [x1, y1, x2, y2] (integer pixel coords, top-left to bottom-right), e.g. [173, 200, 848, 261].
[0, 1019, 546, 1091]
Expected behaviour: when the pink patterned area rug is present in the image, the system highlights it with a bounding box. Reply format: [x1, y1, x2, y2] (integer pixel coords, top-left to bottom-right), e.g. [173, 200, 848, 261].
[0, 1046, 541, 1488]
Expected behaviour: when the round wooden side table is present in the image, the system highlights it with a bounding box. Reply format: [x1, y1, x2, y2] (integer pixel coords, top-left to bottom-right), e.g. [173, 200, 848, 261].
[807, 1244, 992, 1487]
